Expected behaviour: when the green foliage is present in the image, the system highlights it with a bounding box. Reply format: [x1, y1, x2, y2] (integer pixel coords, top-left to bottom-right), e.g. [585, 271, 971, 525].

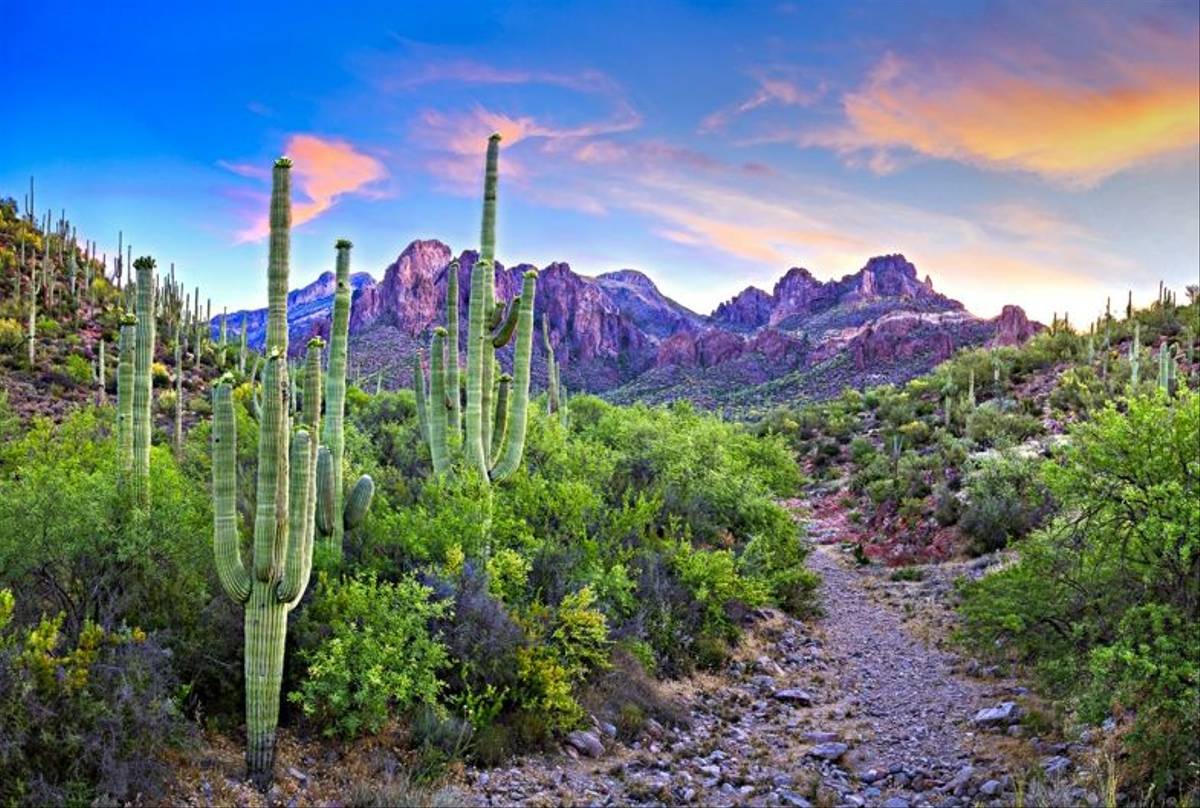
[965, 402, 1042, 448]
[957, 390, 1199, 798]
[64, 352, 93, 385]
[289, 572, 449, 738]
[959, 451, 1051, 554]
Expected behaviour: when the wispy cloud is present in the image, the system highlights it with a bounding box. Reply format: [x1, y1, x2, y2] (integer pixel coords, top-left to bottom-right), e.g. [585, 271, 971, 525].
[700, 69, 827, 134]
[232, 134, 387, 242]
[787, 17, 1200, 186]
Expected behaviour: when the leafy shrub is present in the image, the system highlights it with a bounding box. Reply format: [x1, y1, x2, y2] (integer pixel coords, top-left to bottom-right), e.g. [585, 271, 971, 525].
[957, 390, 1199, 798]
[958, 452, 1051, 554]
[965, 402, 1042, 448]
[64, 353, 93, 385]
[0, 591, 189, 805]
[289, 572, 448, 738]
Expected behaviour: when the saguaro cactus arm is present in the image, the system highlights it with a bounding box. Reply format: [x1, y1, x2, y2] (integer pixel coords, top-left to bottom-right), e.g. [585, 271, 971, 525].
[252, 351, 289, 583]
[446, 260, 462, 441]
[490, 270, 538, 482]
[212, 378, 251, 603]
[413, 349, 431, 445]
[491, 297, 521, 348]
[429, 328, 451, 476]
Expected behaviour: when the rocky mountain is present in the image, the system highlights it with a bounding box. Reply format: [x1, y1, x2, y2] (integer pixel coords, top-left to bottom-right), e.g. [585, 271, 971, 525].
[217, 240, 1041, 411]
[220, 270, 375, 349]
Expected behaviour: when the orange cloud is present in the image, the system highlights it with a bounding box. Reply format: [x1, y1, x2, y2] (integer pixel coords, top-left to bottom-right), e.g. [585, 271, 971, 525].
[234, 135, 386, 242]
[806, 25, 1200, 186]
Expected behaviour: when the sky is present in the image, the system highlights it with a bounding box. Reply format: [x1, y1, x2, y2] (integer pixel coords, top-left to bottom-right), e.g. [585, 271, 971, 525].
[2, 1, 1198, 324]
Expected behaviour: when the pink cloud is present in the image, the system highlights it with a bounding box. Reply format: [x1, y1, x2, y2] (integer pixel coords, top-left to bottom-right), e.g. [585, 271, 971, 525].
[232, 135, 387, 242]
[701, 69, 827, 133]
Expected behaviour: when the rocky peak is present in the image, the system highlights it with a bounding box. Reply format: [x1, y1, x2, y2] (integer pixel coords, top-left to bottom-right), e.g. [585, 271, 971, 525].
[989, 304, 1041, 347]
[712, 286, 774, 332]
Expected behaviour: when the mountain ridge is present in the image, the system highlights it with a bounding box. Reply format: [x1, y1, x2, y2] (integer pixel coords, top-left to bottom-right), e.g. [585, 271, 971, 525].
[214, 240, 1041, 410]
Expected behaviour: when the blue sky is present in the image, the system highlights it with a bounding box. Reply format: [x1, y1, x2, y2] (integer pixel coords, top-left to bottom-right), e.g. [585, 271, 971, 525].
[2, 1, 1197, 323]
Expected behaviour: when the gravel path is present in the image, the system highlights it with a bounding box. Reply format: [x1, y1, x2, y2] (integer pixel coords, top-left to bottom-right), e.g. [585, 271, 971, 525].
[458, 515, 1061, 807]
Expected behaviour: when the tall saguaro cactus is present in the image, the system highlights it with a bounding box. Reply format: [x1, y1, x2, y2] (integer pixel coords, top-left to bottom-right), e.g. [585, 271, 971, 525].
[414, 134, 538, 485]
[116, 314, 137, 480]
[211, 157, 322, 787]
[314, 237, 374, 554]
[132, 257, 157, 507]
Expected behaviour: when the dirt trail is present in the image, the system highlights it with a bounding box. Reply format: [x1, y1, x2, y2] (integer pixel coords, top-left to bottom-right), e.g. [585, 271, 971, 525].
[459, 505, 1051, 807]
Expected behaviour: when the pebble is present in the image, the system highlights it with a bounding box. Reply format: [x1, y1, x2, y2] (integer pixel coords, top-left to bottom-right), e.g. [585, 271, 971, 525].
[774, 688, 815, 706]
[807, 742, 849, 761]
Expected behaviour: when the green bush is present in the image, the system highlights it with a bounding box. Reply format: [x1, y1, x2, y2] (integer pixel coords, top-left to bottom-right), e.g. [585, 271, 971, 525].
[958, 451, 1051, 554]
[64, 353, 93, 385]
[957, 390, 1199, 798]
[965, 402, 1042, 448]
[289, 572, 449, 738]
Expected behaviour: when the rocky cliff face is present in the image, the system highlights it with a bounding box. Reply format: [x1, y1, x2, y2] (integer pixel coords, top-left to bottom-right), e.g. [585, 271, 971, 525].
[218, 240, 1039, 409]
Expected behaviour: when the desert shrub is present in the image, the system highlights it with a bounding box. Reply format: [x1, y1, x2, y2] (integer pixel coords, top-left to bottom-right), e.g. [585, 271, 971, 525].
[0, 318, 24, 353]
[958, 451, 1052, 554]
[932, 482, 961, 526]
[965, 402, 1042, 448]
[0, 592, 189, 805]
[64, 352, 92, 385]
[1048, 364, 1106, 417]
[957, 390, 1199, 798]
[289, 572, 448, 738]
[739, 523, 819, 616]
[0, 411, 228, 710]
[674, 542, 769, 637]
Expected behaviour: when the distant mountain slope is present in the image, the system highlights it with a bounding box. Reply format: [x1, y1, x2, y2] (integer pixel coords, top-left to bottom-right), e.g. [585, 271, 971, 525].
[214, 240, 1040, 409]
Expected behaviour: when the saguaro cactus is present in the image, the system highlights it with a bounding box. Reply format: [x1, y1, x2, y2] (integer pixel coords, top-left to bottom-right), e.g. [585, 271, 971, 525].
[174, 319, 185, 458]
[414, 134, 539, 485]
[211, 157, 322, 787]
[314, 236, 369, 557]
[1130, 322, 1141, 386]
[116, 313, 137, 479]
[132, 257, 157, 507]
[542, 314, 561, 416]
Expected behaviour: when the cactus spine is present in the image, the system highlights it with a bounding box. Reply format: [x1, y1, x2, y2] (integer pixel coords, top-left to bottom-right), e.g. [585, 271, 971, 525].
[132, 257, 156, 507]
[416, 134, 538, 484]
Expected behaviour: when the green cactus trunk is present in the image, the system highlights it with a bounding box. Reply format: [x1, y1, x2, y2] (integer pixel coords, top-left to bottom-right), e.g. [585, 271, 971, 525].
[97, 338, 107, 406]
[320, 239, 353, 555]
[116, 317, 136, 479]
[429, 329, 451, 476]
[414, 350, 430, 445]
[446, 261, 462, 442]
[1130, 322, 1141, 386]
[174, 320, 184, 458]
[132, 258, 156, 507]
[490, 272, 537, 482]
[239, 316, 248, 374]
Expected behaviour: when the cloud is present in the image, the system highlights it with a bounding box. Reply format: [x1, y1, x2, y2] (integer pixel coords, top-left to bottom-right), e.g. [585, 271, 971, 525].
[232, 135, 387, 242]
[700, 69, 827, 133]
[793, 18, 1199, 186]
